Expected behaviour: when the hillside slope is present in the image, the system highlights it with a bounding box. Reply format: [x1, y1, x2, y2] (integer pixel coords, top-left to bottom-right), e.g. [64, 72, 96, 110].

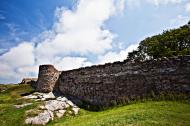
[49, 101, 190, 126]
[0, 84, 190, 126]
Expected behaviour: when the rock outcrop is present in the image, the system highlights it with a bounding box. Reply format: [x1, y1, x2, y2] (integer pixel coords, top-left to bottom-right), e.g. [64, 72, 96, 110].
[24, 92, 80, 125]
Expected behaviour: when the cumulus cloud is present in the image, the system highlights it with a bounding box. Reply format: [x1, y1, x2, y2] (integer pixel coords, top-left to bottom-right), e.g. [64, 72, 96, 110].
[0, 42, 35, 67]
[34, 0, 127, 66]
[0, 0, 129, 83]
[36, 0, 117, 58]
[0, 42, 37, 83]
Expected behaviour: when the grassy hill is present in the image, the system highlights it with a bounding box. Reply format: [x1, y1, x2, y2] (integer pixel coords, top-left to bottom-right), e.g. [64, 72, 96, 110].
[0, 84, 190, 126]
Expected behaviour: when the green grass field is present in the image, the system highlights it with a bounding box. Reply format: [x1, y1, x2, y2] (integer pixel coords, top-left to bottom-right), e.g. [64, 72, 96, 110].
[0, 84, 190, 126]
[48, 101, 190, 126]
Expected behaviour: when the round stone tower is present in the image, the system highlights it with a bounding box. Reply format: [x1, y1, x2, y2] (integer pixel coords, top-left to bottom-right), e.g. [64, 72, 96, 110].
[36, 65, 60, 93]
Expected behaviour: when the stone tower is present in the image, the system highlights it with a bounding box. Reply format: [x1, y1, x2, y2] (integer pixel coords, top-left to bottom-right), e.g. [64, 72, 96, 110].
[36, 65, 60, 93]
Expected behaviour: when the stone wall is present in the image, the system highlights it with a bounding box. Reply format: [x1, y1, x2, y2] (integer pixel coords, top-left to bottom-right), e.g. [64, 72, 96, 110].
[36, 65, 60, 93]
[36, 56, 190, 108]
[58, 56, 190, 107]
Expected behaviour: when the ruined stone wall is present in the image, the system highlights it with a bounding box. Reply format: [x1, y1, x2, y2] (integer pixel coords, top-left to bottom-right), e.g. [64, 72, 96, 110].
[35, 56, 190, 107]
[58, 56, 190, 107]
[20, 78, 38, 88]
[20, 78, 37, 85]
[36, 65, 60, 93]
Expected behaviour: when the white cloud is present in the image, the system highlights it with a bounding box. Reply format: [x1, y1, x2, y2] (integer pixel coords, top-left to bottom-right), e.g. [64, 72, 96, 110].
[36, 0, 118, 58]
[170, 15, 189, 28]
[0, 42, 36, 83]
[53, 57, 92, 70]
[98, 43, 139, 64]
[146, 0, 182, 6]
[0, 42, 35, 68]
[0, 0, 127, 83]
[185, 3, 190, 12]
[126, 0, 183, 8]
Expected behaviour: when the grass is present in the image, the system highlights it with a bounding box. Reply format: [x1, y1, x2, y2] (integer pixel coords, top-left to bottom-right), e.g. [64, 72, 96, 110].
[48, 101, 190, 126]
[0, 84, 190, 126]
[0, 84, 38, 126]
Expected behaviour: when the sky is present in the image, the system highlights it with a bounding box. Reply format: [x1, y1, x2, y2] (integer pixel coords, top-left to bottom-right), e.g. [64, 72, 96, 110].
[0, 0, 190, 83]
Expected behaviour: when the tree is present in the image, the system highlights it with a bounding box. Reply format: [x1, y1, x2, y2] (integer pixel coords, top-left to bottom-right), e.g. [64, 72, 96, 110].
[127, 22, 190, 61]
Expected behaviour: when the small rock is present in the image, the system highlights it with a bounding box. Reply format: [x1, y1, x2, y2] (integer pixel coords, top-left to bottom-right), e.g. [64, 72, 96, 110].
[58, 110, 66, 114]
[41, 98, 46, 101]
[43, 92, 55, 99]
[55, 110, 66, 118]
[23, 95, 38, 99]
[14, 103, 33, 109]
[66, 100, 75, 107]
[65, 103, 70, 108]
[68, 111, 73, 115]
[39, 105, 45, 110]
[72, 107, 80, 115]
[56, 112, 64, 118]
[37, 95, 43, 99]
[56, 97, 68, 102]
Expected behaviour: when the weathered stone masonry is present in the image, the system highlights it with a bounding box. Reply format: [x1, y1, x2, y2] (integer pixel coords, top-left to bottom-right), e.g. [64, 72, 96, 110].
[36, 65, 60, 93]
[36, 56, 190, 107]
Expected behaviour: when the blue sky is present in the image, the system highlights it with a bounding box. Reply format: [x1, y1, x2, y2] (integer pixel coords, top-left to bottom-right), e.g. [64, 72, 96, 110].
[0, 0, 76, 49]
[0, 0, 190, 83]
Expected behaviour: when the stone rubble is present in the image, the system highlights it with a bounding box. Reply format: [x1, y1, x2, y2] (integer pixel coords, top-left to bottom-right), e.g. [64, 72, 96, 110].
[24, 92, 80, 125]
